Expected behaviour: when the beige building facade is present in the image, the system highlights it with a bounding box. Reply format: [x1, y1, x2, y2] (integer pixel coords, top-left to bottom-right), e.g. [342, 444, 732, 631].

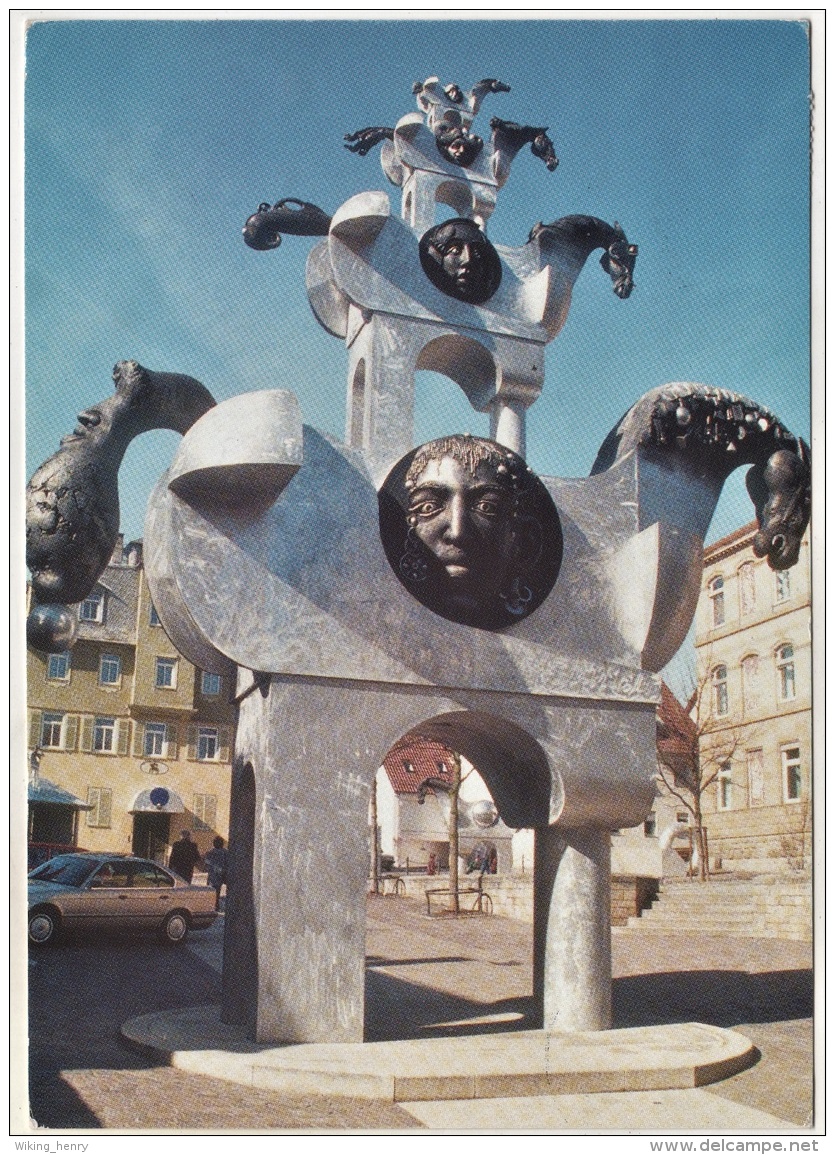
[694, 522, 812, 873]
[27, 540, 235, 866]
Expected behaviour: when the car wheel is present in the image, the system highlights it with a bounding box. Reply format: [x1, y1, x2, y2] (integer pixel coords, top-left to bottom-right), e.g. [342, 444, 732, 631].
[159, 910, 189, 945]
[29, 907, 60, 946]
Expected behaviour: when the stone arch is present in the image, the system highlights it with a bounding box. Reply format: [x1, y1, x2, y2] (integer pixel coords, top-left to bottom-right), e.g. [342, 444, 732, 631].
[435, 178, 474, 220]
[385, 709, 555, 830]
[415, 333, 498, 413]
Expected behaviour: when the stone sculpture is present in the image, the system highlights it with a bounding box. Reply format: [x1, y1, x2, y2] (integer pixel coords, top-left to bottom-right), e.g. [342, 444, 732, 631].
[417, 217, 503, 303]
[25, 74, 811, 1049]
[379, 435, 562, 629]
[25, 360, 215, 650]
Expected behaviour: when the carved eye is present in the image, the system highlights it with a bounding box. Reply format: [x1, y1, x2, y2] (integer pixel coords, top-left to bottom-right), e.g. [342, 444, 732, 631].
[410, 498, 444, 519]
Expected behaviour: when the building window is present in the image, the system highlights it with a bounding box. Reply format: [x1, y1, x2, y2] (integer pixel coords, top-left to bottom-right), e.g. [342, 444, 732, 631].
[93, 717, 116, 753]
[403, 761, 415, 773]
[197, 726, 219, 761]
[47, 652, 71, 681]
[193, 793, 218, 831]
[711, 665, 729, 717]
[776, 644, 796, 702]
[144, 722, 168, 758]
[643, 812, 657, 837]
[86, 787, 112, 828]
[79, 591, 104, 623]
[775, 570, 791, 603]
[201, 671, 222, 697]
[717, 761, 733, 810]
[149, 602, 161, 626]
[676, 812, 690, 825]
[40, 712, 65, 749]
[99, 653, 121, 686]
[782, 746, 802, 802]
[437, 761, 448, 775]
[746, 748, 765, 806]
[708, 576, 725, 627]
[741, 654, 759, 716]
[155, 657, 178, 689]
[739, 563, 756, 616]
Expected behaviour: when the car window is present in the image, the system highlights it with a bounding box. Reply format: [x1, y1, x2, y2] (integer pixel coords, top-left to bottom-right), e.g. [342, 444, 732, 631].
[28, 856, 100, 887]
[132, 863, 175, 888]
[90, 861, 131, 888]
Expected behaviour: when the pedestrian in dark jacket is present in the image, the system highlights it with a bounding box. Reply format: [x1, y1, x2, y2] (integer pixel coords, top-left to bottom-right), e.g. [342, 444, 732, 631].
[169, 829, 200, 882]
[204, 835, 228, 910]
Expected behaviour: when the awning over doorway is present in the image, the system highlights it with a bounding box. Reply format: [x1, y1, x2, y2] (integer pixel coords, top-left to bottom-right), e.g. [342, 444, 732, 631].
[129, 787, 186, 814]
[28, 776, 93, 810]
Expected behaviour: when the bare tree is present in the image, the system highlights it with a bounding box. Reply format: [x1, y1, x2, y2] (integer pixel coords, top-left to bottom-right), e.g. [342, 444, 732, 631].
[417, 748, 469, 913]
[656, 674, 752, 881]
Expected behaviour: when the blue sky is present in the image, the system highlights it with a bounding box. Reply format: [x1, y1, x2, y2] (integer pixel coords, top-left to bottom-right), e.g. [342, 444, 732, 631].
[23, 16, 812, 690]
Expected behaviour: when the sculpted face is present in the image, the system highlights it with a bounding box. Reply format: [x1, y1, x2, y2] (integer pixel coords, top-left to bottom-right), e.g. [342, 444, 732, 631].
[419, 219, 502, 305]
[407, 454, 516, 614]
[379, 436, 563, 630]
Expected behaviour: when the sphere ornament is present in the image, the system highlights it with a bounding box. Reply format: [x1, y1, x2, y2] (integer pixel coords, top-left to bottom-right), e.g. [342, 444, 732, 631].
[26, 603, 78, 653]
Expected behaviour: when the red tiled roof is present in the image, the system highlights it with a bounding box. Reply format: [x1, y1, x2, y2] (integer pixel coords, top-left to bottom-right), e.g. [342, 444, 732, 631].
[383, 739, 458, 795]
[657, 681, 698, 780]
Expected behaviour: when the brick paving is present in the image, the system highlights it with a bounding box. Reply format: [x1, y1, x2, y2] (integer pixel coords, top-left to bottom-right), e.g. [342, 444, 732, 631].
[25, 895, 814, 1131]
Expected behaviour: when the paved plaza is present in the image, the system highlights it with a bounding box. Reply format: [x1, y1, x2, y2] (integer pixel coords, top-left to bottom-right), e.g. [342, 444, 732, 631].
[24, 894, 815, 1133]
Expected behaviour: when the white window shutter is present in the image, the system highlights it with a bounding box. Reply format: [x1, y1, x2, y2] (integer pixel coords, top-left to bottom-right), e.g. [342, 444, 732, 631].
[167, 724, 178, 761]
[186, 726, 198, 761]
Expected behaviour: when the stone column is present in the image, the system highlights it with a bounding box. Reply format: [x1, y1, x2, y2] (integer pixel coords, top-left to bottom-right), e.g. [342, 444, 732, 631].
[533, 824, 612, 1032]
[490, 395, 526, 457]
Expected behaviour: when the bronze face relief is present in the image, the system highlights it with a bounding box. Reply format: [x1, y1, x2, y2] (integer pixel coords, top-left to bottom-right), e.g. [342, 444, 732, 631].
[379, 435, 562, 630]
[418, 218, 502, 305]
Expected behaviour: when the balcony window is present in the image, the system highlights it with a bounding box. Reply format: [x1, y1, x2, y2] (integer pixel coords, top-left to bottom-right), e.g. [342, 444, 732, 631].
[40, 712, 64, 749]
[197, 726, 219, 761]
[93, 717, 116, 753]
[708, 576, 725, 627]
[79, 591, 104, 623]
[741, 654, 759, 716]
[711, 665, 729, 717]
[776, 645, 796, 702]
[99, 653, 121, 686]
[739, 562, 756, 616]
[782, 746, 802, 802]
[47, 652, 71, 681]
[155, 657, 178, 690]
[143, 722, 168, 758]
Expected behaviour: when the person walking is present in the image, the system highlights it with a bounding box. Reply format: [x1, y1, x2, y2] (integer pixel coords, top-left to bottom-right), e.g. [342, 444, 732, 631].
[203, 835, 228, 911]
[168, 829, 200, 883]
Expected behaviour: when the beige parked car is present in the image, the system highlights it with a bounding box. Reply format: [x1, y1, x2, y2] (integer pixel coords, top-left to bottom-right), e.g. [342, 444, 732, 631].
[28, 852, 218, 946]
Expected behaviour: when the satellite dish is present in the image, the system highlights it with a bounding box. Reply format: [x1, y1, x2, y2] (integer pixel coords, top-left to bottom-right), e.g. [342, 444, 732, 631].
[140, 760, 169, 775]
[149, 787, 170, 809]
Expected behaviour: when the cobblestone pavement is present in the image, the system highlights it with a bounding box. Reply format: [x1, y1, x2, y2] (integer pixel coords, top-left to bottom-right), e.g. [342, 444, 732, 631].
[24, 895, 815, 1132]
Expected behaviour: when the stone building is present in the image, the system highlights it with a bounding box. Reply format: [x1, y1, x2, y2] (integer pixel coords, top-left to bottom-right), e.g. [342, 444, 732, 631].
[26, 538, 235, 865]
[694, 521, 812, 873]
[375, 738, 514, 874]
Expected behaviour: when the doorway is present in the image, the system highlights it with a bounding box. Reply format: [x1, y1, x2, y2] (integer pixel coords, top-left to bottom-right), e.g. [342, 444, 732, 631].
[132, 812, 171, 864]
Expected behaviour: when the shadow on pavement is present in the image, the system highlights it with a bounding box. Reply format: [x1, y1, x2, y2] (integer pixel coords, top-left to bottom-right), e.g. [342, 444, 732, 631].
[613, 968, 813, 1029]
